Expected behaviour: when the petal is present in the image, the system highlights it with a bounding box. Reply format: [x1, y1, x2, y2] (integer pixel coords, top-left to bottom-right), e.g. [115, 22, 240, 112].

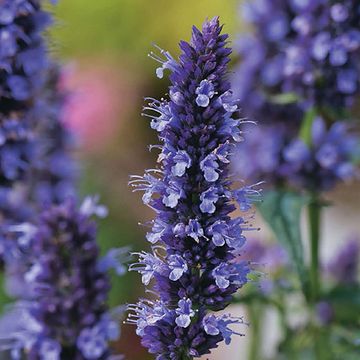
[196, 94, 210, 107]
[175, 314, 191, 328]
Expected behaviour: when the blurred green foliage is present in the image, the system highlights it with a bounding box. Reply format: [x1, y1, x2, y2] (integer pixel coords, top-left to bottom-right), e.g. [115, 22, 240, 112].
[79, 163, 139, 306]
[52, 0, 240, 64]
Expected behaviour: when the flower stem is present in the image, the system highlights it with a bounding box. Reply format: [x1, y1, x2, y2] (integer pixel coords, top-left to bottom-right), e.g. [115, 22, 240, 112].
[248, 302, 263, 360]
[308, 195, 321, 303]
[308, 194, 327, 359]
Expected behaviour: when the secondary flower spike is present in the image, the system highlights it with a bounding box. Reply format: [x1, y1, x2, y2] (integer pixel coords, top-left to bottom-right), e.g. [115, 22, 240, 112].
[30, 64, 78, 207]
[0, 1, 78, 260]
[0, 0, 52, 194]
[0, 9, 80, 316]
[0, 198, 126, 359]
[128, 17, 258, 359]
[234, 0, 360, 121]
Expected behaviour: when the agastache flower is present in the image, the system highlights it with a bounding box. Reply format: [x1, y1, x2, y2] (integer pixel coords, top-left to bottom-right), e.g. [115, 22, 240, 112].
[195, 80, 216, 107]
[175, 299, 195, 328]
[186, 219, 204, 243]
[212, 262, 250, 290]
[0, 198, 126, 359]
[199, 187, 219, 214]
[172, 150, 192, 177]
[202, 314, 245, 345]
[0, 63, 79, 318]
[143, 99, 172, 132]
[149, 46, 178, 79]
[129, 251, 167, 286]
[127, 18, 256, 358]
[200, 154, 220, 182]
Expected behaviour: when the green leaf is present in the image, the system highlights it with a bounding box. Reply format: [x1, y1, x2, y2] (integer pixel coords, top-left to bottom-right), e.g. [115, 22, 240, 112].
[351, 141, 360, 164]
[319, 105, 352, 123]
[325, 286, 360, 324]
[327, 325, 360, 359]
[269, 92, 300, 105]
[0, 271, 12, 314]
[299, 108, 316, 146]
[258, 190, 308, 294]
[277, 326, 316, 360]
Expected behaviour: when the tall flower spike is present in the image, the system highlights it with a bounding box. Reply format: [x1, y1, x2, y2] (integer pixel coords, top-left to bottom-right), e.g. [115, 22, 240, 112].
[0, 198, 126, 359]
[128, 18, 257, 359]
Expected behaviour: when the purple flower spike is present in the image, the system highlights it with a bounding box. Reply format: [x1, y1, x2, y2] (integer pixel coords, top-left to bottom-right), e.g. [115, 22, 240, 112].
[0, 0, 77, 262]
[1, 198, 126, 359]
[0, 1, 62, 191]
[233, 0, 360, 119]
[127, 18, 257, 359]
[316, 301, 334, 326]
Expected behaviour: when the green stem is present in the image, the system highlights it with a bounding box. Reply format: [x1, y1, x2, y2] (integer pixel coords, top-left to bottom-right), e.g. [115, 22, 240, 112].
[277, 293, 287, 340]
[308, 196, 321, 303]
[181, 355, 193, 360]
[308, 195, 328, 360]
[248, 302, 263, 360]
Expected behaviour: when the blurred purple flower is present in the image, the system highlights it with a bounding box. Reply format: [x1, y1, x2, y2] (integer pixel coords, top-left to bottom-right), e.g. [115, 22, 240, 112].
[30, 65, 78, 207]
[316, 301, 334, 326]
[240, 238, 290, 295]
[233, 118, 359, 192]
[0, 1, 78, 264]
[0, 0, 52, 188]
[233, 0, 360, 120]
[1, 198, 126, 359]
[327, 236, 360, 285]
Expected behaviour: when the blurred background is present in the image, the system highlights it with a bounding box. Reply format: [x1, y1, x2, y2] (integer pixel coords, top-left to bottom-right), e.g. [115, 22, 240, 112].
[49, 1, 360, 359]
